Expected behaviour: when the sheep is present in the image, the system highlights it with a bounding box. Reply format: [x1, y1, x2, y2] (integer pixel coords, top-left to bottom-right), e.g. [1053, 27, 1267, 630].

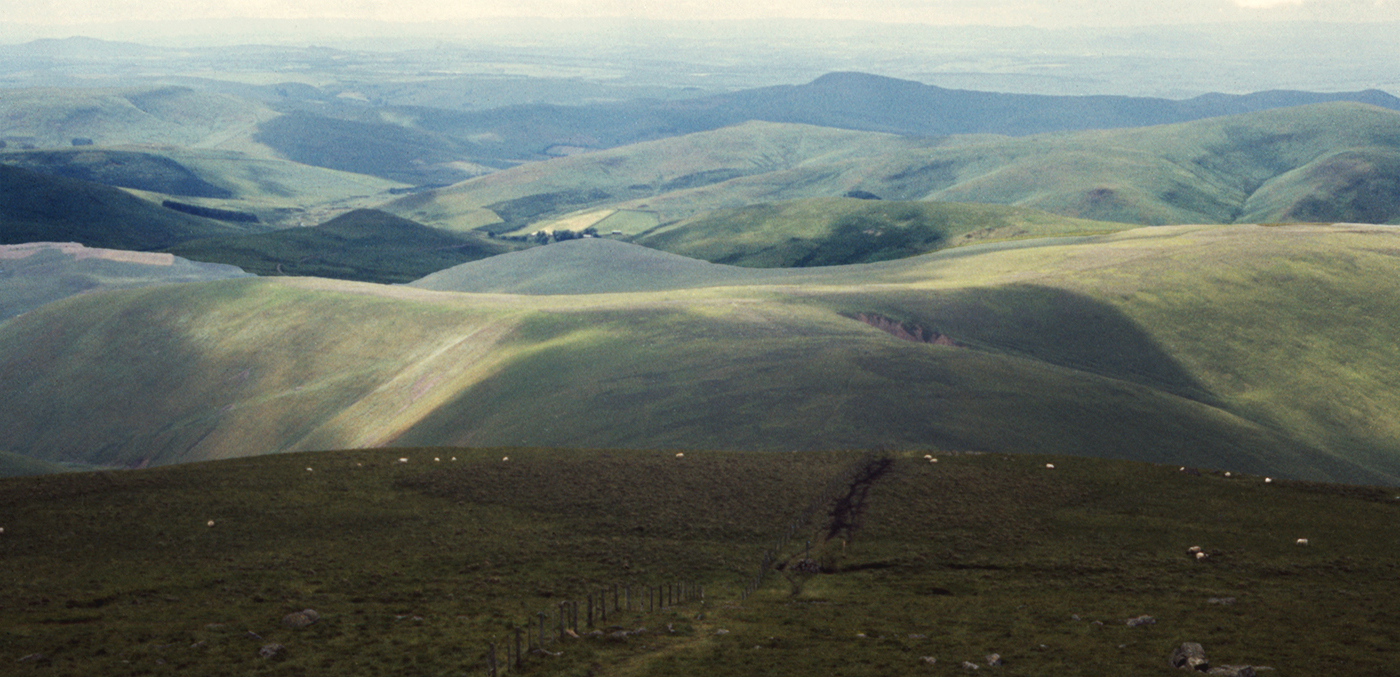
[306, 467, 313, 472]
[399, 457, 409, 463]
[1195, 552, 1209, 561]
[675, 452, 684, 458]
[1296, 538, 1310, 546]
[434, 457, 440, 462]
[1187, 546, 1202, 554]
[207, 520, 215, 528]
[502, 456, 509, 462]
[1045, 463, 1055, 469]
[1264, 477, 1273, 483]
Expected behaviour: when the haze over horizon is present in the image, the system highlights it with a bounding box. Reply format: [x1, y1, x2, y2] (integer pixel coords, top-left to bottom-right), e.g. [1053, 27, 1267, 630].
[4, 0, 1398, 33]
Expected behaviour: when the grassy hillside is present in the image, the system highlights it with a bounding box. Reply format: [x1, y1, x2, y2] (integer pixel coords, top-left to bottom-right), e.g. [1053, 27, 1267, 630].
[0, 242, 251, 321]
[632, 198, 1132, 267]
[387, 103, 1400, 237]
[2, 146, 408, 228]
[0, 165, 264, 250]
[2, 448, 1398, 676]
[0, 86, 278, 150]
[3, 225, 1400, 484]
[165, 209, 517, 284]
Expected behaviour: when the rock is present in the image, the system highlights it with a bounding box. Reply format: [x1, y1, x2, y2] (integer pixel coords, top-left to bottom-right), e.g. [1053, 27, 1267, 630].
[1208, 597, 1236, 605]
[920, 656, 937, 665]
[1169, 642, 1209, 670]
[1126, 615, 1156, 627]
[714, 629, 730, 635]
[16, 653, 44, 663]
[962, 661, 981, 670]
[258, 643, 285, 660]
[986, 653, 1004, 666]
[1207, 667, 1256, 677]
[282, 609, 319, 628]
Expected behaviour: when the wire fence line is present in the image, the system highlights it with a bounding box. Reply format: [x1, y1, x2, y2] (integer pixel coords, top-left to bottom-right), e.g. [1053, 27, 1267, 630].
[484, 580, 703, 676]
[739, 451, 884, 600]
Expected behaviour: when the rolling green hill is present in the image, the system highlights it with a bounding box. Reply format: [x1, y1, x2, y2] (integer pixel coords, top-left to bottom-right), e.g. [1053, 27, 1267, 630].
[165, 209, 517, 284]
[3, 225, 1400, 485]
[0, 242, 251, 321]
[2, 146, 409, 228]
[631, 198, 1132, 267]
[387, 103, 1400, 238]
[0, 86, 278, 150]
[2, 447, 1398, 676]
[0, 165, 264, 250]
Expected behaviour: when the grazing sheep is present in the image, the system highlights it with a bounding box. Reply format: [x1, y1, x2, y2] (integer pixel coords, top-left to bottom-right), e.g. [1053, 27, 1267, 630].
[676, 452, 684, 458]
[207, 520, 215, 528]
[1045, 463, 1055, 469]
[1264, 477, 1273, 483]
[306, 467, 313, 472]
[1188, 546, 1202, 554]
[399, 457, 409, 463]
[502, 456, 509, 462]
[434, 457, 440, 462]
[1196, 552, 1209, 561]
[1296, 538, 1310, 546]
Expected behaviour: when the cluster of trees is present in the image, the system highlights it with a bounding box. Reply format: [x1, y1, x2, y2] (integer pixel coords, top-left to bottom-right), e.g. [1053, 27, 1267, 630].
[492, 226, 600, 244]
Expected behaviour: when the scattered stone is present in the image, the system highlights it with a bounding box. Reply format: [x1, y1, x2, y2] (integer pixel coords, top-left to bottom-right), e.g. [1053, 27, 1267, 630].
[564, 628, 580, 638]
[1206, 666, 1256, 677]
[16, 653, 44, 663]
[714, 629, 730, 635]
[1126, 615, 1156, 627]
[921, 656, 937, 665]
[963, 661, 981, 670]
[855, 633, 867, 638]
[790, 558, 822, 574]
[282, 609, 320, 628]
[986, 653, 1004, 666]
[1092, 621, 1104, 626]
[1169, 642, 1209, 670]
[1208, 597, 1236, 605]
[245, 631, 263, 640]
[258, 643, 285, 660]
[190, 641, 206, 649]
[909, 634, 926, 639]
[1072, 614, 1081, 620]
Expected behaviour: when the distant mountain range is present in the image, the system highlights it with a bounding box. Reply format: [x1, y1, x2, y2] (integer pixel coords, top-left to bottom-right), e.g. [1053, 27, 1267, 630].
[305, 72, 1400, 173]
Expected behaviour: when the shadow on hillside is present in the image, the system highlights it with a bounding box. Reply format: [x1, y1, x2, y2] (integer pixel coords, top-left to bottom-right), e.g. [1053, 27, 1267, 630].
[859, 283, 1217, 406]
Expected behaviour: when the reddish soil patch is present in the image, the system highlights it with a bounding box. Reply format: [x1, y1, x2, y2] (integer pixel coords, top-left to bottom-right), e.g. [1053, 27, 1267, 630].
[850, 313, 963, 347]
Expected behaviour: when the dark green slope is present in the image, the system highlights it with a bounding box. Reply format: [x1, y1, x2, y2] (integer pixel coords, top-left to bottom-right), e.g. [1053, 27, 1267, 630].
[1, 149, 233, 198]
[166, 209, 517, 283]
[0, 165, 260, 250]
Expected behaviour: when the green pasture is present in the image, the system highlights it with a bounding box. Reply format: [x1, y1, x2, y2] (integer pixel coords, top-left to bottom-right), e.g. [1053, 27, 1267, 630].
[2, 449, 1398, 676]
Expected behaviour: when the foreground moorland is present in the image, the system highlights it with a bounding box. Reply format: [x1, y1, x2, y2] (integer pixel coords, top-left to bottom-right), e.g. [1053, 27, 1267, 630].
[2, 447, 1398, 676]
[3, 224, 1400, 485]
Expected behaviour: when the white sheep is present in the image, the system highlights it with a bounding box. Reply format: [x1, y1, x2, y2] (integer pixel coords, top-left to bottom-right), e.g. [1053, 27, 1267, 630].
[1264, 477, 1273, 483]
[1187, 546, 1202, 554]
[399, 457, 409, 463]
[923, 454, 933, 460]
[1195, 552, 1209, 561]
[502, 456, 509, 462]
[1296, 538, 1310, 546]
[207, 520, 215, 528]
[1045, 463, 1055, 469]
[306, 467, 313, 472]
[675, 452, 684, 458]
[434, 457, 440, 462]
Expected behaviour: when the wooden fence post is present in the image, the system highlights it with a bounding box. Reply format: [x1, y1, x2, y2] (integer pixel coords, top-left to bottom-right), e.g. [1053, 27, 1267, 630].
[601, 589, 608, 623]
[514, 627, 522, 669]
[488, 642, 497, 677]
[587, 593, 594, 628]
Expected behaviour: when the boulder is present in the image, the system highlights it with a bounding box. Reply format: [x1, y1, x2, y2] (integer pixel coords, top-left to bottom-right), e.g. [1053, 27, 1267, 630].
[258, 643, 286, 660]
[1169, 642, 1209, 670]
[1126, 615, 1156, 627]
[282, 609, 320, 628]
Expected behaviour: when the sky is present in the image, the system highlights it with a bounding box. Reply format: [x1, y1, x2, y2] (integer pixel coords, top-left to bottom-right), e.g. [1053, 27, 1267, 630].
[4, 0, 1397, 27]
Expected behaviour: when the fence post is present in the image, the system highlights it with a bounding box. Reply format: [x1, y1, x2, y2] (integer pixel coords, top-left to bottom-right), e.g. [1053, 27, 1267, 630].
[625, 584, 631, 611]
[514, 627, 523, 669]
[601, 589, 608, 623]
[488, 642, 497, 677]
[613, 584, 619, 613]
[587, 593, 594, 628]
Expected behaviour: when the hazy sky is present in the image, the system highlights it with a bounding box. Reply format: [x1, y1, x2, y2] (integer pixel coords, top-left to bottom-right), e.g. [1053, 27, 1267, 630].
[6, 0, 1397, 27]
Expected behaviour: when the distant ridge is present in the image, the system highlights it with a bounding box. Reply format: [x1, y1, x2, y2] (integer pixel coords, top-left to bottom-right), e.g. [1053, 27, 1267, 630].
[0, 165, 262, 250]
[408, 238, 803, 294]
